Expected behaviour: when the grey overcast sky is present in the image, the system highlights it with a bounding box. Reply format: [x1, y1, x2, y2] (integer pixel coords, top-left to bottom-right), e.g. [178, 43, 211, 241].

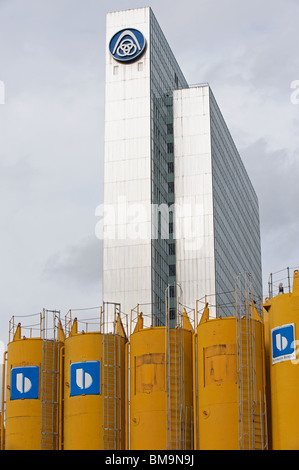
[0, 0, 298, 346]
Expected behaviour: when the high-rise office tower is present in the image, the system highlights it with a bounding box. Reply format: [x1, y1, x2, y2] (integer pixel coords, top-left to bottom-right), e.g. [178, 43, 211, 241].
[102, 7, 262, 322]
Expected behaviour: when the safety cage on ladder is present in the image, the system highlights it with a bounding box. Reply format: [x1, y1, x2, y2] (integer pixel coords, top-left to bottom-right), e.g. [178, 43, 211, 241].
[235, 274, 268, 450]
[165, 284, 193, 451]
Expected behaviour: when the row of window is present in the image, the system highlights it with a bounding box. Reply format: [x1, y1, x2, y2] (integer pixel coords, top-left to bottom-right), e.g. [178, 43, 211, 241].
[149, 16, 184, 309]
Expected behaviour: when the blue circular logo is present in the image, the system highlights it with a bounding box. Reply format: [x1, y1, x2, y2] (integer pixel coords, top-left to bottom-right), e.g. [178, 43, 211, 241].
[109, 28, 146, 63]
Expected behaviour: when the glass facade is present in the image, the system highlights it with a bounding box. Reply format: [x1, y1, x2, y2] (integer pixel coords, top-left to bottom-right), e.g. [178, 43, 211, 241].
[209, 89, 262, 313]
[149, 10, 188, 324]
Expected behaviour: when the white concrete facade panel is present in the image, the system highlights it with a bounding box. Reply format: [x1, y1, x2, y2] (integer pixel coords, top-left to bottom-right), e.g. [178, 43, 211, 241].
[174, 86, 216, 313]
[103, 8, 152, 314]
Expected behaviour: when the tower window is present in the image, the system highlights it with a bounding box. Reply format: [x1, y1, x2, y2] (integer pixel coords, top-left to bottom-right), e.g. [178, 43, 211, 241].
[167, 123, 173, 134]
[168, 162, 174, 174]
[168, 182, 174, 193]
[167, 142, 174, 154]
[169, 308, 176, 320]
[169, 286, 176, 297]
[169, 243, 175, 255]
[169, 264, 176, 276]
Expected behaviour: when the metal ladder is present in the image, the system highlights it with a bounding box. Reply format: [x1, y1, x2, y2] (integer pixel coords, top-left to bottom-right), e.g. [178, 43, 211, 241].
[254, 391, 268, 450]
[184, 405, 193, 450]
[40, 309, 60, 450]
[236, 274, 268, 450]
[236, 275, 255, 449]
[102, 302, 122, 450]
[165, 284, 184, 450]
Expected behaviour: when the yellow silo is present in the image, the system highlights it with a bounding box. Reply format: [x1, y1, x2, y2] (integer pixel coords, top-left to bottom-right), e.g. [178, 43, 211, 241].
[62, 309, 127, 450]
[263, 269, 299, 450]
[2, 310, 64, 450]
[129, 310, 193, 450]
[0, 412, 2, 450]
[195, 303, 267, 450]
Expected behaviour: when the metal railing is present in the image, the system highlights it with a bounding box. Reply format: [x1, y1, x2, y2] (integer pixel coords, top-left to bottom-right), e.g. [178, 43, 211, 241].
[268, 266, 299, 299]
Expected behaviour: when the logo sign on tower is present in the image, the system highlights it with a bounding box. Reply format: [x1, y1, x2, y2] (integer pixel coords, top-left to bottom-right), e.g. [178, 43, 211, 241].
[272, 323, 296, 364]
[109, 28, 146, 63]
[70, 361, 100, 396]
[10, 366, 40, 400]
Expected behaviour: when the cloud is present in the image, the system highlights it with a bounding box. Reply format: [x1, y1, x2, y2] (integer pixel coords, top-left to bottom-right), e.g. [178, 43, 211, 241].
[43, 235, 102, 288]
[240, 139, 299, 291]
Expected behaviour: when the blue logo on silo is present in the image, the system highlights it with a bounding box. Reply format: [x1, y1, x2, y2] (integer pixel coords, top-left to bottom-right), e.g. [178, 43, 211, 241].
[272, 323, 296, 364]
[11, 366, 39, 400]
[70, 361, 100, 396]
[109, 28, 146, 62]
